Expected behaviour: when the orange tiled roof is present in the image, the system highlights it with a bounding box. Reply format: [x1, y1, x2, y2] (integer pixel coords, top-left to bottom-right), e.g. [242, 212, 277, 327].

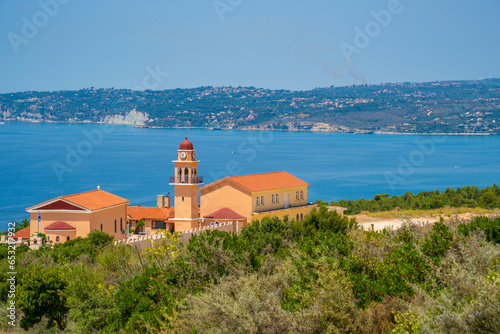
[200, 171, 309, 192]
[204, 207, 245, 219]
[127, 206, 174, 221]
[27, 189, 129, 211]
[63, 190, 129, 211]
[13, 226, 31, 239]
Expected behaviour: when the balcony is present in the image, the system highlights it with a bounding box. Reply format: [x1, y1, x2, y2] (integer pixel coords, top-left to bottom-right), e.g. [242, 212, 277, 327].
[169, 176, 203, 184]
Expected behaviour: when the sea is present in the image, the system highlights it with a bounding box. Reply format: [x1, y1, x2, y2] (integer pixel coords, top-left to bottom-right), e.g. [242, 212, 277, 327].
[1, 121, 499, 230]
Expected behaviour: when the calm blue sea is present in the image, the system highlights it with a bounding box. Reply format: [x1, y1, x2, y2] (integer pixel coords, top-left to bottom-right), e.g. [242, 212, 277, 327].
[1, 121, 499, 230]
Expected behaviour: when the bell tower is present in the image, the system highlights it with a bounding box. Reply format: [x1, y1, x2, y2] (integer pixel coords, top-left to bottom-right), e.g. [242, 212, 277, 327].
[169, 137, 203, 231]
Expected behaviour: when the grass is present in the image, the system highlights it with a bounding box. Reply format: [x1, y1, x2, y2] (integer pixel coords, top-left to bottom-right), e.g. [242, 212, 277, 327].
[358, 207, 500, 219]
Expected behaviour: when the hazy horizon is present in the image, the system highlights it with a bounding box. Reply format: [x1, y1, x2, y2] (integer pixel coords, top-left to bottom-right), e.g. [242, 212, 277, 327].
[2, 77, 500, 95]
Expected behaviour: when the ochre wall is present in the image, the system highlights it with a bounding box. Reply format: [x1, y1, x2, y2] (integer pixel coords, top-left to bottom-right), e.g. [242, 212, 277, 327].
[46, 230, 77, 244]
[251, 186, 308, 213]
[200, 181, 253, 220]
[252, 204, 317, 222]
[89, 204, 128, 240]
[30, 211, 91, 239]
[30, 203, 128, 242]
[174, 185, 199, 220]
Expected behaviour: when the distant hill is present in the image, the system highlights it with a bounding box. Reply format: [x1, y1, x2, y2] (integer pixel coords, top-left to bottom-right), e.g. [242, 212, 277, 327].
[1, 79, 499, 134]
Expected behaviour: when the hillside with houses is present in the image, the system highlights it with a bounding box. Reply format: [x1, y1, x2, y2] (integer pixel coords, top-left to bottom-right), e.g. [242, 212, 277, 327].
[1, 79, 499, 134]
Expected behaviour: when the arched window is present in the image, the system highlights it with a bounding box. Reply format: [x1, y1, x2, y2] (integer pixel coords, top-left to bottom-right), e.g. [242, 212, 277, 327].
[114, 219, 117, 233]
[296, 191, 299, 200]
[100, 223, 103, 231]
[184, 167, 189, 182]
[178, 167, 182, 181]
[300, 213, 304, 220]
[296, 213, 300, 220]
[300, 190, 304, 200]
[56, 236, 60, 242]
[256, 196, 260, 206]
[272, 194, 275, 203]
[260, 195, 264, 206]
[67, 236, 70, 241]
[276, 193, 279, 203]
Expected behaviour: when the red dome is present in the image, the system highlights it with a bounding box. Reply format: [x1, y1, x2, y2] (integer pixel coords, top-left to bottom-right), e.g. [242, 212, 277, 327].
[179, 137, 193, 150]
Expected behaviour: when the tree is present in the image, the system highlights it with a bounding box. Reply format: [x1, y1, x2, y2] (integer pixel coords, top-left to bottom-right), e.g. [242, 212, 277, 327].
[479, 191, 499, 209]
[17, 267, 69, 331]
[421, 219, 453, 263]
[135, 219, 145, 234]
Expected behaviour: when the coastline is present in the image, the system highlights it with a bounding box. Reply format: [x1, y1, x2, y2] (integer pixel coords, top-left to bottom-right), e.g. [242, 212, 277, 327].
[1, 119, 497, 136]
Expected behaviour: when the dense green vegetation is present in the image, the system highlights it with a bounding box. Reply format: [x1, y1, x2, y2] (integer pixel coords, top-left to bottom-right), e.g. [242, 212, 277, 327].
[1, 209, 499, 333]
[1, 79, 499, 133]
[331, 184, 500, 214]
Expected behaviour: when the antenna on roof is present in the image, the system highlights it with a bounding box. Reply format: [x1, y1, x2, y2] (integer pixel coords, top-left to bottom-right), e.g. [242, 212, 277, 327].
[97, 185, 100, 190]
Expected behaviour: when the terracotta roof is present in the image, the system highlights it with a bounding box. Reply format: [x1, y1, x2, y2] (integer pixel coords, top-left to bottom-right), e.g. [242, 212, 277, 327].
[13, 226, 31, 239]
[127, 206, 174, 221]
[179, 137, 194, 150]
[27, 189, 129, 211]
[63, 190, 129, 211]
[204, 207, 245, 219]
[45, 221, 76, 230]
[200, 171, 309, 192]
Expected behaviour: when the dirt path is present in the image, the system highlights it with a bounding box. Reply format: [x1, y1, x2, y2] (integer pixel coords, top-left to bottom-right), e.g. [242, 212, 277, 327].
[350, 212, 497, 231]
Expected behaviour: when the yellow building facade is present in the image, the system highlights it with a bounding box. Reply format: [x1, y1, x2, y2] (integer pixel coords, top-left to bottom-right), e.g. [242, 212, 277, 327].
[26, 189, 129, 243]
[200, 171, 315, 224]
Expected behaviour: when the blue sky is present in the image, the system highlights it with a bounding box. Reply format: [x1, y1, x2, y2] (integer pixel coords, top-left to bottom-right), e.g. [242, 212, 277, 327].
[1, 0, 499, 93]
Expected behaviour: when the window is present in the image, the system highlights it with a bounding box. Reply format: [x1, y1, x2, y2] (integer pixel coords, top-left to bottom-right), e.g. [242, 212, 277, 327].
[300, 213, 304, 220]
[256, 196, 260, 206]
[120, 218, 123, 232]
[182, 197, 184, 202]
[67, 236, 70, 241]
[114, 219, 117, 233]
[272, 194, 275, 203]
[296, 213, 300, 220]
[56, 236, 60, 242]
[300, 190, 304, 200]
[276, 193, 279, 203]
[296, 191, 299, 200]
[100, 223, 103, 231]
[260, 195, 264, 206]
[153, 221, 166, 229]
[47, 236, 50, 241]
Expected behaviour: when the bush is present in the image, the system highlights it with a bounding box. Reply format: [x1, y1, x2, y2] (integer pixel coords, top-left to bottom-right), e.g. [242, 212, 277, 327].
[52, 230, 114, 263]
[241, 216, 290, 256]
[106, 267, 176, 333]
[458, 216, 500, 244]
[294, 205, 358, 238]
[421, 219, 453, 264]
[17, 267, 68, 331]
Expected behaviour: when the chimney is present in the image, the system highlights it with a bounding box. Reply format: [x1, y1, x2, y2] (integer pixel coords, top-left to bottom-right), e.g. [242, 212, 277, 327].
[165, 195, 171, 208]
[157, 194, 165, 208]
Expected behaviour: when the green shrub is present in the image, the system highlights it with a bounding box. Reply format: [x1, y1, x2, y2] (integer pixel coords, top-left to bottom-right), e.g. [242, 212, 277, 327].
[421, 219, 453, 263]
[458, 216, 500, 244]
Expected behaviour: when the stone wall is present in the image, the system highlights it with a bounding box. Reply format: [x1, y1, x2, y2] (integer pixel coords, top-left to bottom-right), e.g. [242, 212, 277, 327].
[114, 220, 242, 249]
